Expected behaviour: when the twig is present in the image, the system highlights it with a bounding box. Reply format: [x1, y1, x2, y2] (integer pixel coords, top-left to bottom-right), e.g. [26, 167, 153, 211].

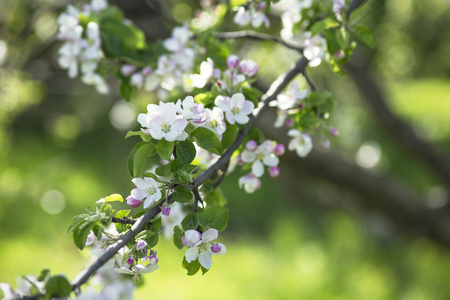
[111, 217, 136, 225]
[213, 162, 229, 189]
[68, 55, 309, 294]
[193, 188, 202, 213]
[213, 31, 304, 53]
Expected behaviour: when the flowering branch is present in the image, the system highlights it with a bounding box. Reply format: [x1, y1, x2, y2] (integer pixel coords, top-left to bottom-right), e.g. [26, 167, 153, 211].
[213, 31, 304, 53]
[69, 55, 309, 293]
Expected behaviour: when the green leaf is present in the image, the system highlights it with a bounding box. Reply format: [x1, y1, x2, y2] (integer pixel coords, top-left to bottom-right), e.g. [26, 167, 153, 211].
[104, 193, 123, 203]
[119, 78, 135, 101]
[173, 186, 193, 203]
[336, 26, 349, 50]
[44, 275, 72, 299]
[169, 158, 183, 173]
[221, 123, 238, 150]
[173, 225, 184, 249]
[181, 212, 199, 230]
[201, 265, 210, 275]
[156, 139, 174, 161]
[182, 256, 200, 276]
[73, 221, 94, 251]
[114, 210, 130, 233]
[352, 24, 375, 48]
[151, 217, 162, 232]
[125, 130, 152, 142]
[311, 18, 340, 36]
[190, 127, 222, 155]
[176, 141, 196, 165]
[37, 269, 51, 282]
[199, 206, 229, 232]
[128, 142, 156, 177]
[147, 231, 159, 248]
[203, 188, 227, 207]
[68, 214, 89, 233]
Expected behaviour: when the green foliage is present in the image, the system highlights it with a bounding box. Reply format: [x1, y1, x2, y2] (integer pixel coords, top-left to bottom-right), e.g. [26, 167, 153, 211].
[173, 186, 193, 203]
[128, 142, 156, 177]
[311, 18, 340, 37]
[156, 139, 175, 161]
[182, 256, 201, 276]
[190, 127, 222, 155]
[44, 274, 72, 299]
[351, 24, 375, 48]
[199, 206, 229, 232]
[181, 212, 199, 230]
[173, 225, 184, 250]
[176, 141, 196, 165]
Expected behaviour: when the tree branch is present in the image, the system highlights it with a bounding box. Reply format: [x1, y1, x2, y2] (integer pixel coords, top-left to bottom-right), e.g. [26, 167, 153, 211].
[69, 56, 309, 293]
[213, 31, 304, 53]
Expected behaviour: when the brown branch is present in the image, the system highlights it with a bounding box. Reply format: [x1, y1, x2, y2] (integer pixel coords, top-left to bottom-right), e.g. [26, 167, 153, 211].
[213, 31, 304, 53]
[111, 217, 136, 225]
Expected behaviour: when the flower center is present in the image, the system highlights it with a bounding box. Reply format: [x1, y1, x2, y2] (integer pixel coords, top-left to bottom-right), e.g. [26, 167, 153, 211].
[146, 187, 157, 195]
[210, 119, 217, 128]
[161, 121, 171, 133]
[232, 107, 241, 115]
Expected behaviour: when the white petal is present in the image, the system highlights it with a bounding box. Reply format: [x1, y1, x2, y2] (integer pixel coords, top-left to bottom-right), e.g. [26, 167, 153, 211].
[185, 247, 200, 263]
[198, 251, 213, 269]
[287, 129, 301, 137]
[252, 160, 264, 177]
[202, 228, 218, 242]
[263, 154, 279, 167]
[216, 243, 227, 255]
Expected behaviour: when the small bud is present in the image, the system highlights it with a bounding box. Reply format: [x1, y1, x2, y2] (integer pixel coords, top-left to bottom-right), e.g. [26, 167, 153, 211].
[269, 166, 280, 177]
[322, 140, 330, 149]
[136, 239, 147, 250]
[227, 54, 240, 70]
[330, 127, 339, 137]
[162, 205, 171, 216]
[142, 67, 152, 76]
[121, 64, 135, 76]
[182, 230, 202, 247]
[274, 144, 285, 156]
[237, 153, 244, 166]
[258, 2, 266, 11]
[212, 68, 221, 79]
[126, 257, 135, 267]
[285, 119, 294, 127]
[211, 244, 222, 253]
[297, 103, 304, 109]
[127, 196, 143, 208]
[141, 248, 148, 255]
[149, 255, 159, 265]
[239, 59, 259, 77]
[246, 140, 258, 151]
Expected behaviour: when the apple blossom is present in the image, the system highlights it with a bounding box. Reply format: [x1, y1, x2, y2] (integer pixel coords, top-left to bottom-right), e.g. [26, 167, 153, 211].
[215, 93, 254, 125]
[136, 239, 147, 251]
[239, 59, 259, 77]
[137, 101, 188, 142]
[182, 230, 202, 247]
[176, 96, 206, 124]
[274, 143, 285, 156]
[238, 173, 262, 193]
[161, 205, 171, 216]
[129, 177, 162, 209]
[201, 107, 227, 139]
[241, 140, 279, 177]
[330, 127, 339, 137]
[184, 228, 226, 270]
[287, 129, 313, 157]
[190, 57, 214, 88]
[126, 196, 143, 208]
[269, 166, 280, 177]
[233, 6, 251, 26]
[226, 54, 240, 70]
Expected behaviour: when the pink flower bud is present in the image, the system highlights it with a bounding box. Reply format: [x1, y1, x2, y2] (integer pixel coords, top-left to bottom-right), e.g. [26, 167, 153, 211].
[142, 67, 152, 76]
[141, 248, 148, 255]
[127, 196, 143, 208]
[162, 205, 171, 216]
[240, 59, 258, 77]
[149, 255, 159, 265]
[227, 54, 240, 70]
[136, 239, 147, 250]
[211, 244, 222, 253]
[182, 230, 201, 247]
[330, 127, 339, 137]
[258, 2, 267, 10]
[322, 140, 330, 149]
[246, 140, 258, 151]
[297, 103, 304, 109]
[285, 119, 294, 127]
[237, 153, 244, 166]
[121, 64, 135, 76]
[274, 144, 285, 156]
[269, 166, 280, 177]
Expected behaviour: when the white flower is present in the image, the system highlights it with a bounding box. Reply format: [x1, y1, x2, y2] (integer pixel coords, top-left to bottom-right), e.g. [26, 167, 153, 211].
[115, 263, 158, 275]
[201, 107, 226, 139]
[190, 58, 214, 88]
[241, 141, 279, 177]
[176, 96, 206, 124]
[287, 129, 313, 157]
[238, 174, 261, 193]
[130, 177, 162, 208]
[274, 81, 308, 110]
[82, 72, 109, 94]
[215, 93, 254, 125]
[303, 34, 327, 67]
[239, 59, 259, 77]
[333, 0, 345, 14]
[234, 7, 251, 26]
[91, 0, 108, 12]
[163, 25, 190, 52]
[137, 101, 188, 142]
[184, 229, 226, 270]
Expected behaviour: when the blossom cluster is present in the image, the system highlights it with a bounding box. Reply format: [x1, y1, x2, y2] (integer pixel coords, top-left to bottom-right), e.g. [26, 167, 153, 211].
[238, 140, 285, 193]
[234, 1, 270, 28]
[57, 0, 109, 94]
[122, 25, 195, 97]
[182, 228, 226, 269]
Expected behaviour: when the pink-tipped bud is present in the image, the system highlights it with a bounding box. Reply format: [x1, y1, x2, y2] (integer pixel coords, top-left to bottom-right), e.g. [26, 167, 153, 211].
[269, 166, 280, 177]
[121, 64, 135, 76]
[162, 205, 171, 216]
[127, 196, 143, 208]
[149, 255, 158, 265]
[141, 248, 148, 255]
[322, 140, 330, 149]
[285, 119, 294, 127]
[330, 127, 339, 138]
[136, 239, 147, 250]
[239, 59, 259, 77]
[297, 103, 304, 109]
[258, 2, 266, 11]
[182, 230, 202, 247]
[142, 67, 152, 76]
[246, 140, 258, 151]
[274, 144, 285, 156]
[227, 54, 240, 70]
[211, 244, 222, 253]
[126, 257, 134, 267]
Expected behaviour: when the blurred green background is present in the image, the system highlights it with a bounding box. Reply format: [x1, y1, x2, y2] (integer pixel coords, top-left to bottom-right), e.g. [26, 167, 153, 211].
[1, 0, 450, 299]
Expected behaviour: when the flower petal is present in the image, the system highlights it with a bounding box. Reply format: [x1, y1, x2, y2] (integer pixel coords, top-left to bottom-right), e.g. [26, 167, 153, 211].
[202, 228, 218, 242]
[198, 251, 213, 269]
[185, 247, 200, 263]
[252, 160, 264, 177]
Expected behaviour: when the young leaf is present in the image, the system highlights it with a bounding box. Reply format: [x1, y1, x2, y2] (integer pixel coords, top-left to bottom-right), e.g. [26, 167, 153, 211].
[182, 256, 200, 276]
[311, 18, 340, 36]
[104, 193, 123, 203]
[176, 141, 196, 165]
[190, 127, 222, 155]
[44, 275, 72, 299]
[199, 206, 229, 232]
[125, 130, 152, 142]
[221, 123, 238, 150]
[147, 231, 159, 248]
[181, 212, 199, 230]
[352, 24, 375, 48]
[173, 186, 193, 203]
[73, 221, 94, 251]
[173, 225, 184, 249]
[156, 139, 175, 161]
